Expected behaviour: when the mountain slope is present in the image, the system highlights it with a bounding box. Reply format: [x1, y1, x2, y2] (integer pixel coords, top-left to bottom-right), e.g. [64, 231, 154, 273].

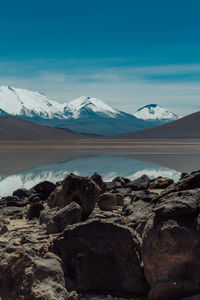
[0, 116, 87, 140]
[112, 112, 200, 139]
[58, 96, 152, 135]
[0, 86, 176, 135]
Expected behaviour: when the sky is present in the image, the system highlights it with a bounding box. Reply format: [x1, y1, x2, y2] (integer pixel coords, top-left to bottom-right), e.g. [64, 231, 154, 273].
[0, 0, 200, 115]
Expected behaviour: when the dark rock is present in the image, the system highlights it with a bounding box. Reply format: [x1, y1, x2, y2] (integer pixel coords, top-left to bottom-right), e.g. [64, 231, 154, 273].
[113, 187, 132, 196]
[27, 194, 41, 203]
[112, 176, 130, 187]
[5, 196, 27, 207]
[114, 193, 124, 206]
[105, 181, 122, 191]
[12, 188, 32, 199]
[126, 175, 150, 191]
[131, 190, 158, 203]
[32, 180, 56, 200]
[141, 189, 200, 300]
[123, 200, 153, 236]
[27, 202, 44, 220]
[48, 174, 101, 219]
[46, 202, 82, 234]
[150, 176, 174, 189]
[90, 173, 106, 193]
[52, 219, 149, 296]
[98, 193, 117, 211]
[162, 170, 200, 195]
[154, 189, 200, 218]
[0, 225, 8, 235]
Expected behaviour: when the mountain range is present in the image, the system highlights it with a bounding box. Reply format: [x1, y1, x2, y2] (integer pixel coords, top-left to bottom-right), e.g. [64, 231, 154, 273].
[0, 85, 180, 135]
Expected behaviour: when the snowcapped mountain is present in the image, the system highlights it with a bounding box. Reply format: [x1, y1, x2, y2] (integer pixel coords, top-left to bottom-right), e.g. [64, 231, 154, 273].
[64, 96, 121, 119]
[0, 86, 161, 135]
[133, 104, 180, 125]
[0, 85, 65, 120]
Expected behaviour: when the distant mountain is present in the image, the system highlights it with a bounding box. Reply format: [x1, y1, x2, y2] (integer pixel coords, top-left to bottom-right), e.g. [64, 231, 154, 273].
[112, 111, 200, 139]
[0, 116, 87, 140]
[0, 85, 65, 120]
[0, 86, 152, 135]
[133, 104, 180, 126]
[0, 108, 9, 116]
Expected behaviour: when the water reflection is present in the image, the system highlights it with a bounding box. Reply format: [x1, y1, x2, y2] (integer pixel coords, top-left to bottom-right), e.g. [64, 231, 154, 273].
[0, 154, 181, 197]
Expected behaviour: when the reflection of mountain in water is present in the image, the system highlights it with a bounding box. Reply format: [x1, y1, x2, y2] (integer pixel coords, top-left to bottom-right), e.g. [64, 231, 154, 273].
[0, 155, 181, 197]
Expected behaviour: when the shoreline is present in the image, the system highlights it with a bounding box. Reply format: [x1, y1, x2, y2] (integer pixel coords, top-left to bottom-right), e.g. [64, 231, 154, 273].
[0, 138, 200, 153]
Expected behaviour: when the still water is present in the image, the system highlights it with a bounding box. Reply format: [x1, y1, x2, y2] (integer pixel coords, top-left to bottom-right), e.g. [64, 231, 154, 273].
[0, 152, 200, 197]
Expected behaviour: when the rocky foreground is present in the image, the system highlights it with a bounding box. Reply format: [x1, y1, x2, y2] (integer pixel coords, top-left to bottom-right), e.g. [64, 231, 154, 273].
[1, 171, 200, 300]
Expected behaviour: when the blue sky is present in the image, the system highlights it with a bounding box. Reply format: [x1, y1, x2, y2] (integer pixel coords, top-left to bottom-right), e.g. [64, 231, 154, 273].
[0, 0, 200, 115]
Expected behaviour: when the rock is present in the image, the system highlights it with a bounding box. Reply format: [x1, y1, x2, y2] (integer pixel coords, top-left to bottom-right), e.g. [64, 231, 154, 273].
[27, 194, 41, 203]
[113, 188, 132, 196]
[112, 177, 130, 187]
[131, 190, 158, 204]
[48, 174, 101, 219]
[68, 290, 79, 300]
[4, 196, 27, 207]
[32, 180, 56, 200]
[98, 193, 117, 211]
[162, 170, 200, 195]
[141, 189, 200, 300]
[123, 200, 153, 236]
[105, 181, 122, 191]
[90, 173, 106, 193]
[27, 202, 44, 220]
[46, 202, 82, 234]
[114, 193, 124, 206]
[126, 175, 150, 191]
[52, 219, 149, 296]
[154, 189, 200, 218]
[0, 251, 68, 300]
[13, 188, 32, 199]
[150, 177, 174, 189]
[0, 225, 8, 235]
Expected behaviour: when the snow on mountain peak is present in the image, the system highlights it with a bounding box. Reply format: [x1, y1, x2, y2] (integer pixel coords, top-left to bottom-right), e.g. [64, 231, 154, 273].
[133, 103, 180, 121]
[64, 96, 120, 119]
[0, 85, 65, 119]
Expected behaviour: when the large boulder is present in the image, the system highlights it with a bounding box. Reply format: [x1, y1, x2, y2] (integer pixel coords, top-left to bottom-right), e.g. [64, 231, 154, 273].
[46, 202, 82, 234]
[141, 189, 200, 300]
[52, 219, 149, 297]
[98, 193, 117, 211]
[48, 174, 101, 219]
[27, 202, 44, 220]
[126, 175, 150, 191]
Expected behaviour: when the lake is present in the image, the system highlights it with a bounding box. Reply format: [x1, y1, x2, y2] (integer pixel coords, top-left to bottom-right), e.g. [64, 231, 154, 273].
[1, 151, 200, 197]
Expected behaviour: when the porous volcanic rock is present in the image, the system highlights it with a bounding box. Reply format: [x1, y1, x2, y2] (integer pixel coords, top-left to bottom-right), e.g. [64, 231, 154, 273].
[27, 202, 44, 220]
[141, 188, 200, 300]
[48, 174, 101, 219]
[52, 219, 149, 297]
